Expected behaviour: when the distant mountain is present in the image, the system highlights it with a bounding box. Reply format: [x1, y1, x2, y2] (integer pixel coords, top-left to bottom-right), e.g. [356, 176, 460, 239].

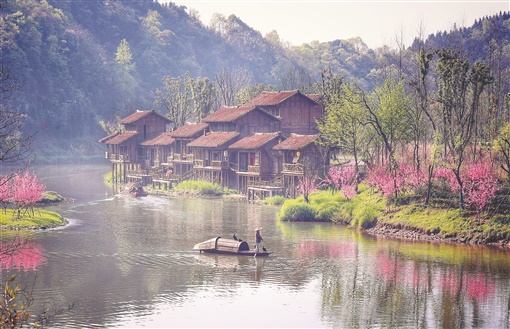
[1, 0, 508, 161]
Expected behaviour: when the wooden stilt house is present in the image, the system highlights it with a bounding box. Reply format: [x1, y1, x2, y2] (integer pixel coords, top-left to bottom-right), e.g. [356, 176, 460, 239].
[167, 123, 209, 177]
[186, 132, 240, 186]
[99, 110, 171, 183]
[228, 132, 284, 193]
[242, 90, 323, 136]
[273, 133, 321, 197]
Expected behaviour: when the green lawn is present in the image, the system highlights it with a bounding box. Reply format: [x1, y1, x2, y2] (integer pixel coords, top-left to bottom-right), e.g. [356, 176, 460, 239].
[0, 209, 66, 229]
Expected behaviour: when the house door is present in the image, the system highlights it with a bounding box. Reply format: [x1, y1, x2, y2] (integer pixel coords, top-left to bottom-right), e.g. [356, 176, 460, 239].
[150, 148, 155, 166]
[239, 152, 248, 172]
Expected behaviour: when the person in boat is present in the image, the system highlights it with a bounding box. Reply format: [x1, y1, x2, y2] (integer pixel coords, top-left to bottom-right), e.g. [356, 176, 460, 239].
[254, 228, 263, 255]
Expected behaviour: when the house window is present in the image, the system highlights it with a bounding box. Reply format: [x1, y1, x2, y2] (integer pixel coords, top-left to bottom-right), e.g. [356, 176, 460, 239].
[213, 150, 221, 161]
[119, 146, 127, 155]
[137, 147, 145, 159]
[182, 141, 187, 155]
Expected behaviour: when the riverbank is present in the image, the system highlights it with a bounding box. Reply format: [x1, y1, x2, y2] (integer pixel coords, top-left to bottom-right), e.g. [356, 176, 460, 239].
[0, 192, 70, 230]
[365, 219, 510, 248]
[364, 202, 510, 248]
[277, 185, 510, 248]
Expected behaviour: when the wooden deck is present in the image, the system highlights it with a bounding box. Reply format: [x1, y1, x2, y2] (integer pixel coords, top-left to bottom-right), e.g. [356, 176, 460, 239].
[246, 186, 285, 201]
[152, 178, 180, 190]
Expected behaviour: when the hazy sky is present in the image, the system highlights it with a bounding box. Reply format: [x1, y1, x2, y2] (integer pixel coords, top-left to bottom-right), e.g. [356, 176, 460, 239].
[170, 0, 510, 48]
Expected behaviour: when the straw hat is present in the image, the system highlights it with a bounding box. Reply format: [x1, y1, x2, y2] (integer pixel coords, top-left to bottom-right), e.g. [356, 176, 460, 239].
[254, 227, 262, 231]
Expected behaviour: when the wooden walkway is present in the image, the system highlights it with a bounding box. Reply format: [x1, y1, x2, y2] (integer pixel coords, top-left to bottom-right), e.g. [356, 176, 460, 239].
[126, 173, 152, 185]
[152, 178, 180, 190]
[247, 186, 285, 201]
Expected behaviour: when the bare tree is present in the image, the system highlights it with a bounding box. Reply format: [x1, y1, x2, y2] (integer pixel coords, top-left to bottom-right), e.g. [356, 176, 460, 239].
[0, 66, 34, 178]
[214, 67, 252, 106]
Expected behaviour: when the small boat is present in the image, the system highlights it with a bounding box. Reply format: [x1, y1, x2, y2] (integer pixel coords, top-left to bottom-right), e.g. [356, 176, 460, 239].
[193, 237, 272, 257]
[122, 182, 148, 197]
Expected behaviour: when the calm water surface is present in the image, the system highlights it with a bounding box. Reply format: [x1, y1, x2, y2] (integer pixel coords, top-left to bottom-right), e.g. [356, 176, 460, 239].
[1, 164, 510, 328]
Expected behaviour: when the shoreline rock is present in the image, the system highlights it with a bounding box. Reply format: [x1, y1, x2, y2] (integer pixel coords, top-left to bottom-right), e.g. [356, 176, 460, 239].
[365, 221, 510, 248]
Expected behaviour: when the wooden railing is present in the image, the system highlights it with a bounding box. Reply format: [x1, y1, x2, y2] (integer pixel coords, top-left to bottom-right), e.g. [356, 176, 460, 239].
[229, 163, 259, 173]
[173, 154, 194, 162]
[247, 174, 284, 188]
[211, 160, 228, 169]
[248, 165, 260, 173]
[152, 172, 181, 181]
[282, 163, 303, 173]
[109, 154, 129, 162]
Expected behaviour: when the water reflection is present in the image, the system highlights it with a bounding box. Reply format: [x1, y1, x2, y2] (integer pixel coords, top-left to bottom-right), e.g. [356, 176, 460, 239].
[0, 241, 45, 271]
[319, 240, 510, 328]
[1, 165, 510, 328]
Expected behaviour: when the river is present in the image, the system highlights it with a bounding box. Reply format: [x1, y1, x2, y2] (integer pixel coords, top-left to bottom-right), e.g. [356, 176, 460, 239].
[1, 164, 510, 328]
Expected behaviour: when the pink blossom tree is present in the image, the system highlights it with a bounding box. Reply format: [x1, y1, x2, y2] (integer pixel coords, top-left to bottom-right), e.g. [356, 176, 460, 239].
[462, 161, 499, 221]
[433, 167, 460, 193]
[434, 160, 499, 219]
[11, 171, 45, 219]
[0, 176, 11, 213]
[326, 165, 358, 199]
[298, 174, 322, 203]
[366, 162, 427, 204]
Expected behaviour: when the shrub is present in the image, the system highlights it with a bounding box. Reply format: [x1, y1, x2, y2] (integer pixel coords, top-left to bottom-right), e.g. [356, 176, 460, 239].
[39, 191, 64, 204]
[263, 195, 286, 205]
[277, 199, 317, 221]
[315, 200, 341, 221]
[351, 205, 378, 229]
[334, 201, 356, 224]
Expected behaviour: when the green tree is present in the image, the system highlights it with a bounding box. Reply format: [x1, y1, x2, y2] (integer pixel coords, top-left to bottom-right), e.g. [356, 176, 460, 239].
[359, 78, 412, 166]
[317, 82, 366, 175]
[493, 122, 510, 181]
[235, 83, 276, 105]
[192, 76, 217, 121]
[154, 72, 217, 130]
[436, 49, 493, 209]
[115, 38, 135, 73]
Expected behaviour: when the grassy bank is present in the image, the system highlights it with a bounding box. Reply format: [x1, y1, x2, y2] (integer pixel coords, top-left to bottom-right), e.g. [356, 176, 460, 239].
[0, 209, 66, 229]
[277, 184, 510, 246]
[174, 180, 236, 196]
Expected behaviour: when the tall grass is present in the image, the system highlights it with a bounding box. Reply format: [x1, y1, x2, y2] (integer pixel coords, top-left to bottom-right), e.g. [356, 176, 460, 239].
[263, 195, 286, 205]
[277, 185, 386, 227]
[174, 180, 227, 196]
[277, 190, 344, 222]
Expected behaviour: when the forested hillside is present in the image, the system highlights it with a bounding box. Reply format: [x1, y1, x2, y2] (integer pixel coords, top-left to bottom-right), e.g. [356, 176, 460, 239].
[1, 0, 509, 161]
